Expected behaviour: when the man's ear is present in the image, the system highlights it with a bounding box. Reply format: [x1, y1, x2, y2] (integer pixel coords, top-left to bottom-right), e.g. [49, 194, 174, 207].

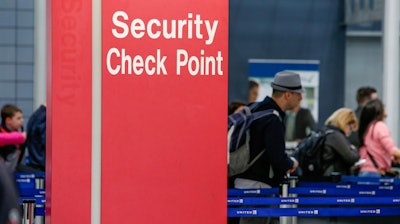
[284, 91, 291, 100]
[4, 117, 11, 125]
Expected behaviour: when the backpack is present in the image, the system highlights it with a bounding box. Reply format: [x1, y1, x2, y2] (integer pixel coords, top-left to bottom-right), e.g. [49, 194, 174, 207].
[227, 103, 280, 177]
[293, 129, 335, 177]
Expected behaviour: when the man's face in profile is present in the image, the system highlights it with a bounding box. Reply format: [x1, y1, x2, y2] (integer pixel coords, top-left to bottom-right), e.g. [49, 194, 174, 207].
[6, 112, 23, 131]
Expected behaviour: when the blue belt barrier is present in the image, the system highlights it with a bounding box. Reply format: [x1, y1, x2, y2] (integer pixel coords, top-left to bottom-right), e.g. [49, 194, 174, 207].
[228, 188, 279, 196]
[228, 207, 400, 217]
[14, 172, 45, 179]
[228, 177, 400, 218]
[341, 175, 400, 184]
[298, 182, 400, 190]
[290, 187, 399, 196]
[35, 204, 45, 216]
[15, 172, 45, 191]
[228, 196, 400, 206]
[228, 186, 399, 197]
[18, 188, 45, 197]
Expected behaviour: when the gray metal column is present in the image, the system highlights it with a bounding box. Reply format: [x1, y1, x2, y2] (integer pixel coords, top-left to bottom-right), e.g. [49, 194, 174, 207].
[382, 0, 400, 144]
[33, 0, 47, 108]
[92, 0, 102, 223]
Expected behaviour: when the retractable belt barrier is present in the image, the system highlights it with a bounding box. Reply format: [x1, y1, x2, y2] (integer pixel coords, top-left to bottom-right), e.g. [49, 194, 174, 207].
[340, 175, 400, 184]
[15, 172, 46, 224]
[228, 175, 400, 219]
[228, 196, 400, 206]
[229, 186, 399, 197]
[228, 207, 400, 217]
[298, 182, 400, 190]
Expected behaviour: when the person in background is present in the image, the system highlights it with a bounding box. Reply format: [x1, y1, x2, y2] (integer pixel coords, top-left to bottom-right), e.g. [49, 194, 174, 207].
[248, 79, 260, 103]
[321, 108, 360, 176]
[228, 101, 246, 115]
[358, 99, 400, 178]
[355, 86, 377, 118]
[0, 162, 21, 224]
[235, 71, 300, 224]
[285, 103, 317, 144]
[349, 86, 377, 147]
[0, 104, 25, 171]
[26, 104, 46, 172]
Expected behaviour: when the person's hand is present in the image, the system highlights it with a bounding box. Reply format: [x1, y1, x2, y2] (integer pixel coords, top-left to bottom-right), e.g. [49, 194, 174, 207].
[392, 155, 400, 164]
[288, 157, 298, 173]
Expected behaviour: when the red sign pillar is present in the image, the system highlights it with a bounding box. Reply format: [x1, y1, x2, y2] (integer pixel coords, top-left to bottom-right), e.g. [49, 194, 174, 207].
[46, 0, 93, 223]
[48, 1, 227, 223]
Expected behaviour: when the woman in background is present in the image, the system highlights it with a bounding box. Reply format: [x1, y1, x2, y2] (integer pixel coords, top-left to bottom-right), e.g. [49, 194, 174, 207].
[358, 99, 400, 177]
[322, 108, 360, 176]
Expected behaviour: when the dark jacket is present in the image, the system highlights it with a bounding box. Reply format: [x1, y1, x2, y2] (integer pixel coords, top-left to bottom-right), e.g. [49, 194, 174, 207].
[348, 106, 362, 147]
[0, 124, 26, 169]
[238, 96, 294, 187]
[26, 105, 46, 171]
[322, 125, 360, 176]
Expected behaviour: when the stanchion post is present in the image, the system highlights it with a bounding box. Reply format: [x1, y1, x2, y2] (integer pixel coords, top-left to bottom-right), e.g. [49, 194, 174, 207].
[330, 172, 341, 183]
[35, 177, 45, 190]
[22, 199, 35, 224]
[280, 180, 290, 224]
[330, 172, 341, 224]
[288, 176, 298, 224]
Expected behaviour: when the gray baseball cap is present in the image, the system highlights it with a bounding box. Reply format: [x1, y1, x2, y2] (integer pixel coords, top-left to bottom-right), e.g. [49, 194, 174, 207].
[270, 71, 304, 93]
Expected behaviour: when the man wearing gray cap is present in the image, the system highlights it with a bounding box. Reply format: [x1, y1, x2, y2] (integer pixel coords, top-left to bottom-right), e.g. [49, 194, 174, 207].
[234, 71, 301, 224]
